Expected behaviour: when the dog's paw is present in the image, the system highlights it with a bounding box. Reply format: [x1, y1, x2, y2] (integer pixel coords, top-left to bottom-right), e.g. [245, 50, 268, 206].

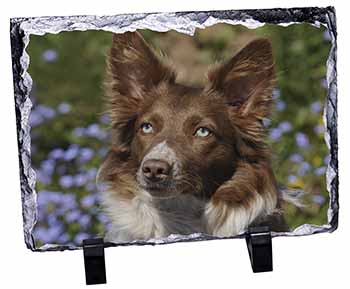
[204, 192, 275, 237]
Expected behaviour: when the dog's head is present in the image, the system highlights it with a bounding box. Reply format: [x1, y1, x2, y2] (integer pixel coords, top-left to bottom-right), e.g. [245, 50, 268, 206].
[99, 31, 275, 199]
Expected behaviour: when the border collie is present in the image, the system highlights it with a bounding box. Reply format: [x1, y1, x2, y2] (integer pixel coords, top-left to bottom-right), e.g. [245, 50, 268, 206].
[98, 31, 288, 242]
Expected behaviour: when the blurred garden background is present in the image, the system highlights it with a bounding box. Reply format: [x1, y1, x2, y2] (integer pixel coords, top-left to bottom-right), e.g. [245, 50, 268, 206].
[27, 23, 331, 248]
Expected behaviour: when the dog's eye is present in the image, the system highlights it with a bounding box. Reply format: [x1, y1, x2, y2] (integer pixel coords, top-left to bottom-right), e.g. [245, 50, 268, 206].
[195, 127, 211, 138]
[140, 122, 153, 134]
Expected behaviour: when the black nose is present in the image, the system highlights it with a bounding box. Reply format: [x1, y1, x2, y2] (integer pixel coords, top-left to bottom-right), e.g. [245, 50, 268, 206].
[142, 159, 171, 182]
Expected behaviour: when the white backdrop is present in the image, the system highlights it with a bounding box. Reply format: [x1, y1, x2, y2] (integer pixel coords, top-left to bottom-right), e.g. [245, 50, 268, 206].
[1, 1, 349, 288]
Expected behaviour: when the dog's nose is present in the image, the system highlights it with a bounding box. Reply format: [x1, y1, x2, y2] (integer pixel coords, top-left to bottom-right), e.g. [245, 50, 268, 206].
[142, 159, 171, 182]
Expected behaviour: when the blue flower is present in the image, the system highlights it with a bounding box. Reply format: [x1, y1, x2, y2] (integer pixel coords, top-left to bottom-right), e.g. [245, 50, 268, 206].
[78, 148, 94, 163]
[312, 195, 326, 205]
[289, 153, 303, 163]
[314, 124, 324, 134]
[74, 173, 88, 187]
[272, 88, 280, 100]
[57, 102, 71, 114]
[295, 132, 310, 148]
[262, 118, 271, 127]
[320, 78, 327, 89]
[276, 100, 286, 111]
[323, 30, 331, 42]
[73, 127, 85, 138]
[81, 194, 97, 208]
[49, 148, 64, 159]
[288, 175, 297, 183]
[40, 159, 55, 175]
[324, 155, 331, 165]
[37, 104, 56, 119]
[74, 232, 91, 244]
[99, 114, 110, 125]
[78, 214, 92, 228]
[298, 161, 311, 176]
[278, 121, 292, 133]
[29, 110, 44, 126]
[57, 233, 70, 243]
[310, 101, 322, 113]
[42, 49, 58, 63]
[59, 175, 74, 188]
[36, 170, 52, 185]
[315, 166, 327, 176]
[269, 127, 282, 141]
[66, 209, 82, 223]
[63, 144, 80, 161]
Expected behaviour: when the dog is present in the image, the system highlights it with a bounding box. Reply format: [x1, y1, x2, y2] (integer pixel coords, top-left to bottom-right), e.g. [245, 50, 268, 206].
[97, 31, 290, 243]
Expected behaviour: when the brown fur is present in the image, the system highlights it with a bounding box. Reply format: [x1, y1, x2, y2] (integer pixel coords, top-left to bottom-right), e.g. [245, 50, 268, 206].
[98, 31, 284, 241]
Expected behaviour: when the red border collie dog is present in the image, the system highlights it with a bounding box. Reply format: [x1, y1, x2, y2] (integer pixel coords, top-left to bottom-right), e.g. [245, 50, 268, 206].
[98, 31, 287, 242]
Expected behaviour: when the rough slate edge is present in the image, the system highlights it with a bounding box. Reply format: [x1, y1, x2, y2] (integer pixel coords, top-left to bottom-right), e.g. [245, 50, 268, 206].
[9, 6, 338, 252]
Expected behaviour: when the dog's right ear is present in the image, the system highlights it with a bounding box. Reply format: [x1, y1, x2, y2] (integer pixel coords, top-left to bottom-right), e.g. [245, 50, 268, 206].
[106, 31, 175, 102]
[105, 31, 176, 146]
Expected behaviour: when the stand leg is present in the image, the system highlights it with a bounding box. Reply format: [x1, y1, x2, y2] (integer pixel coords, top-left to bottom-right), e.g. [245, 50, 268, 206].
[83, 238, 107, 285]
[245, 226, 273, 273]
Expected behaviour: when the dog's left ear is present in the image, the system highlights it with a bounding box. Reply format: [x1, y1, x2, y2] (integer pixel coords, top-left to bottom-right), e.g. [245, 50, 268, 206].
[207, 39, 275, 119]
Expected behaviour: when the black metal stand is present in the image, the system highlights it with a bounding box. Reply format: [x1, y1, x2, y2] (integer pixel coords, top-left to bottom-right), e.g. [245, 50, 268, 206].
[83, 238, 107, 285]
[245, 226, 273, 273]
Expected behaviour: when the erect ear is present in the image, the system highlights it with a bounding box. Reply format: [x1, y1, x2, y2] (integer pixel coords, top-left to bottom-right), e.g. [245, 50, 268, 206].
[207, 39, 275, 119]
[104, 31, 176, 146]
[106, 31, 176, 99]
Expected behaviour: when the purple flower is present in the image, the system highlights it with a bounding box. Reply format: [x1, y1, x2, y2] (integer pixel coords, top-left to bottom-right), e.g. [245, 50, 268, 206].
[315, 166, 327, 176]
[49, 148, 64, 159]
[99, 114, 110, 125]
[63, 144, 80, 161]
[311, 101, 322, 113]
[269, 127, 282, 141]
[272, 88, 280, 100]
[86, 168, 98, 180]
[295, 132, 310, 148]
[320, 78, 328, 89]
[298, 161, 311, 176]
[289, 153, 303, 163]
[323, 30, 331, 42]
[42, 49, 58, 62]
[74, 173, 88, 187]
[37, 104, 56, 119]
[288, 175, 297, 183]
[262, 118, 271, 127]
[85, 124, 108, 140]
[324, 155, 331, 165]
[59, 175, 74, 188]
[57, 102, 71, 114]
[78, 148, 94, 163]
[79, 215, 92, 228]
[29, 110, 44, 126]
[73, 127, 85, 138]
[276, 100, 286, 111]
[313, 195, 326, 205]
[279, 121, 292, 133]
[74, 232, 90, 244]
[36, 170, 52, 185]
[66, 210, 82, 223]
[81, 194, 97, 208]
[86, 182, 97, 192]
[314, 124, 324, 134]
[57, 233, 70, 243]
[98, 214, 111, 225]
[40, 159, 55, 175]
[60, 193, 76, 205]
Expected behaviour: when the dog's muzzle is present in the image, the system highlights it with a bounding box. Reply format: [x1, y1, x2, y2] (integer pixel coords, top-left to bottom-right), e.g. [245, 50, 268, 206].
[141, 159, 172, 184]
